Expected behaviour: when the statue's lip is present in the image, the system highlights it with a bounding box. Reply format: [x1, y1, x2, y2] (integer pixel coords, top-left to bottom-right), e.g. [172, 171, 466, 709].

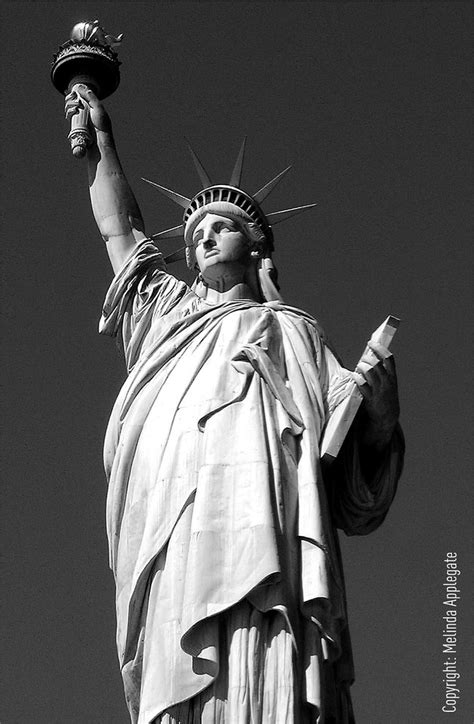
[204, 249, 220, 257]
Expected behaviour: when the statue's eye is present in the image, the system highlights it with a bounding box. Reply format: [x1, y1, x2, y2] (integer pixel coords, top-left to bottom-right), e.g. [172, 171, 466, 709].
[217, 222, 236, 233]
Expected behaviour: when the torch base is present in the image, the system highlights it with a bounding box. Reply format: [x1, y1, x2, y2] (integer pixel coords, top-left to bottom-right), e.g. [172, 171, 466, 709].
[51, 45, 120, 99]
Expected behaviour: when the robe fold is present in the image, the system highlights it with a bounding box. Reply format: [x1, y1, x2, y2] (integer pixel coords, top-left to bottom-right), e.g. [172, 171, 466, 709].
[99, 240, 404, 723]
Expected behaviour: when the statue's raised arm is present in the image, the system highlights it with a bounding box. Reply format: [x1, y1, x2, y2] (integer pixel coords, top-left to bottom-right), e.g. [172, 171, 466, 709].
[65, 86, 146, 273]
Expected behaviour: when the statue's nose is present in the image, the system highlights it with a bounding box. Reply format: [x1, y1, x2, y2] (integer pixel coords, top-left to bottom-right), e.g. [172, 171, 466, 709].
[202, 237, 216, 249]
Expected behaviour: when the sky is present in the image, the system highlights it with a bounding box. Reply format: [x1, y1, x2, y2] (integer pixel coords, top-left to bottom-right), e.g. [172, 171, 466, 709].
[1, 2, 473, 722]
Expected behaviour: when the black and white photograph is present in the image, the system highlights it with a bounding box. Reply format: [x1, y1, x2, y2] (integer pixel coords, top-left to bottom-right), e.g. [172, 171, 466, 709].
[2, 2, 472, 722]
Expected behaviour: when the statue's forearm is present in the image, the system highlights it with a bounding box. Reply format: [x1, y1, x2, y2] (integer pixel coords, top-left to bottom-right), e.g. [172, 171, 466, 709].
[86, 130, 146, 273]
[88, 131, 145, 241]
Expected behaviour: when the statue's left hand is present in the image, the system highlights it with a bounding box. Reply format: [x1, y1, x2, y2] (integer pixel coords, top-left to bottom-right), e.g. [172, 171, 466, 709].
[353, 342, 400, 451]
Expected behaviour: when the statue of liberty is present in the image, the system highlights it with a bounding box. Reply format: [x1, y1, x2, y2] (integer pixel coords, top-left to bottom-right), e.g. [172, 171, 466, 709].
[65, 78, 404, 723]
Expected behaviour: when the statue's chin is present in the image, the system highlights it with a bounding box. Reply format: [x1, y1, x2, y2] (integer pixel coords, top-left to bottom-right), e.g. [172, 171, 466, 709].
[199, 260, 250, 288]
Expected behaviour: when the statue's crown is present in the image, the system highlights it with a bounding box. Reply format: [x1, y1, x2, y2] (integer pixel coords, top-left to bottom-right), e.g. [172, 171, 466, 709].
[183, 185, 271, 239]
[142, 139, 317, 263]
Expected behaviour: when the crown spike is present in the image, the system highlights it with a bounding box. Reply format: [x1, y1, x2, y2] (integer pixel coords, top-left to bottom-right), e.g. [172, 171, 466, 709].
[266, 203, 318, 225]
[141, 178, 191, 209]
[185, 138, 212, 188]
[150, 223, 185, 240]
[253, 165, 292, 204]
[228, 137, 247, 187]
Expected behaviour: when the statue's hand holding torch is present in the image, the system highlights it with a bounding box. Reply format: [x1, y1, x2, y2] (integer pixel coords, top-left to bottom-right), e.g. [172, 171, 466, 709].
[65, 85, 112, 153]
[51, 20, 122, 158]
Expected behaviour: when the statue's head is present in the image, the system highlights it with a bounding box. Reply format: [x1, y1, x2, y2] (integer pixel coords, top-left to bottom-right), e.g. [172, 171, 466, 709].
[183, 186, 271, 268]
[188, 211, 270, 297]
[185, 198, 282, 300]
[143, 140, 316, 300]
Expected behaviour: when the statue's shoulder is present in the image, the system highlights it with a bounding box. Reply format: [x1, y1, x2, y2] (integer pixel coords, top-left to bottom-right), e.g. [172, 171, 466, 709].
[264, 301, 329, 343]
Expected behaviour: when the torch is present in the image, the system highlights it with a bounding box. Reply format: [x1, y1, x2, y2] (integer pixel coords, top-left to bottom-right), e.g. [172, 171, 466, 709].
[51, 20, 123, 158]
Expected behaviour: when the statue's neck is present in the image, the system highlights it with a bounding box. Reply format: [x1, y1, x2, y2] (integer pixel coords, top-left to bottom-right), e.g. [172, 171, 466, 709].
[199, 282, 258, 305]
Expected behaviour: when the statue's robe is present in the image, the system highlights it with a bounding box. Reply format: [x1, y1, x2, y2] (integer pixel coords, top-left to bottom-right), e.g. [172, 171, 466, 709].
[100, 241, 404, 724]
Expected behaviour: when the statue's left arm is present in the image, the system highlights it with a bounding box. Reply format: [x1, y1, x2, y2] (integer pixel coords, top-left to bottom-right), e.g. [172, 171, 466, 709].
[323, 341, 405, 535]
[353, 340, 399, 445]
[353, 340, 401, 481]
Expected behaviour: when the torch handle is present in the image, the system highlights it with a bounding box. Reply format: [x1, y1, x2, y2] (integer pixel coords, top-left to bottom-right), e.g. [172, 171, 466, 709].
[67, 82, 94, 158]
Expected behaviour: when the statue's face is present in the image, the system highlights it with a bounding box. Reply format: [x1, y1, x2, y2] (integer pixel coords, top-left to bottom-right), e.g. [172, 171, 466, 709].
[192, 213, 251, 280]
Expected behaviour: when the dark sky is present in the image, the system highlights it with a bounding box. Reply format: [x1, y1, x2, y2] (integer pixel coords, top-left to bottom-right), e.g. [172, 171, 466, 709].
[2, 2, 472, 722]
